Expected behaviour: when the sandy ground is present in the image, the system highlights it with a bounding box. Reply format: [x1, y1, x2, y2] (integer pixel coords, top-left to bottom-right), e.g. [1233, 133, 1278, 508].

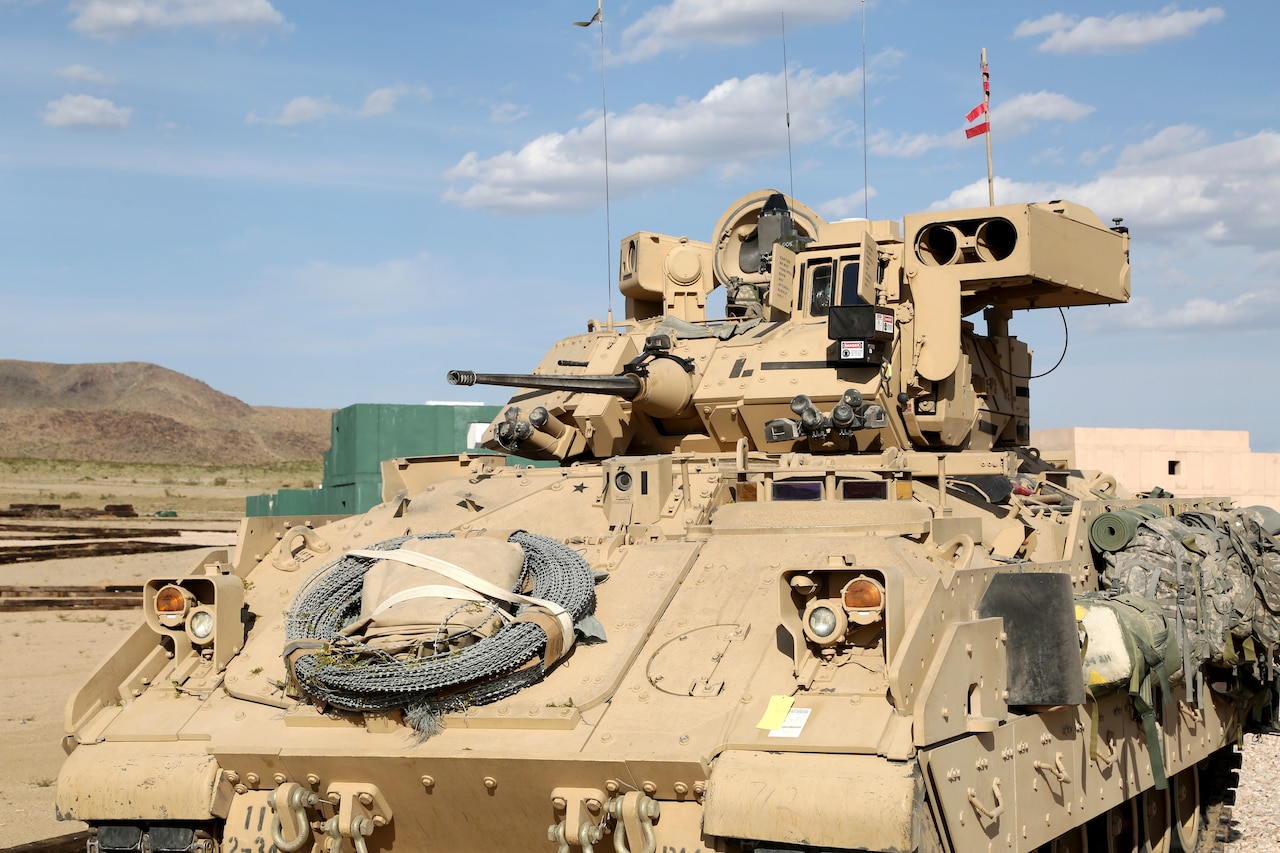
[0, 544, 230, 848]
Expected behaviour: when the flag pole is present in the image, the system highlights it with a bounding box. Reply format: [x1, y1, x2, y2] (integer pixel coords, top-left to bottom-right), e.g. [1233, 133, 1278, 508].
[982, 48, 993, 206]
[964, 49, 993, 203]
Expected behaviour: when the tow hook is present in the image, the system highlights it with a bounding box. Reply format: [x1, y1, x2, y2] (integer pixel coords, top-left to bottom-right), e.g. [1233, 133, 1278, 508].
[546, 788, 661, 853]
[268, 783, 318, 852]
[607, 792, 660, 853]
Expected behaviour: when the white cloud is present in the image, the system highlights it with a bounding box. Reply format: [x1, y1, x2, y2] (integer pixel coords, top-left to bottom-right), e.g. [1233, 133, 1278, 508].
[359, 85, 428, 117]
[43, 93, 131, 129]
[490, 102, 530, 124]
[57, 64, 115, 84]
[1079, 145, 1113, 167]
[1115, 124, 1209, 165]
[616, 0, 862, 63]
[998, 91, 1094, 136]
[1015, 6, 1225, 54]
[871, 91, 1092, 158]
[818, 187, 877, 221]
[1092, 291, 1280, 332]
[246, 95, 341, 126]
[70, 0, 286, 38]
[248, 87, 427, 125]
[444, 66, 861, 214]
[929, 128, 1280, 254]
[1012, 12, 1075, 38]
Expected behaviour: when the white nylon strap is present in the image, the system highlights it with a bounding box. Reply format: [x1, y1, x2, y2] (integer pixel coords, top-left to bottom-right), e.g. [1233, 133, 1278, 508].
[371, 584, 513, 618]
[348, 548, 575, 650]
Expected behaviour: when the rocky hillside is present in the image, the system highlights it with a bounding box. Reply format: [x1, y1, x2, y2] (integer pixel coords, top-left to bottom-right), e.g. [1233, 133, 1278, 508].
[0, 360, 332, 465]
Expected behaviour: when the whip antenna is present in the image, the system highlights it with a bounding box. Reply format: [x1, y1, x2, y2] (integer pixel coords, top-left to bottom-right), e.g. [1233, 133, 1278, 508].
[574, 0, 614, 326]
[781, 12, 794, 201]
[861, 0, 869, 219]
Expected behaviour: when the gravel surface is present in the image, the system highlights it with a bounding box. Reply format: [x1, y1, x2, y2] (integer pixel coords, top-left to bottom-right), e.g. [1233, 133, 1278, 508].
[1224, 732, 1280, 852]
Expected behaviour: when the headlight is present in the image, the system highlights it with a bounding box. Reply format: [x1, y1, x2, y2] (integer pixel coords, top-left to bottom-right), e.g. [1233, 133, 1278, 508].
[802, 599, 847, 646]
[188, 609, 216, 643]
[808, 606, 838, 637]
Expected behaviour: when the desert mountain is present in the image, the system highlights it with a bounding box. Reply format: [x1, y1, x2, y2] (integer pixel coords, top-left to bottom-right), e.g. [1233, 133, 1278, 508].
[0, 360, 332, 465]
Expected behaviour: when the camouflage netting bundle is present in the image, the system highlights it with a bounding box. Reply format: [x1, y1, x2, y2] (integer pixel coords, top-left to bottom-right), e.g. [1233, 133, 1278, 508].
[1101, 506, 1280, 691]
[283, 530, 600, 735]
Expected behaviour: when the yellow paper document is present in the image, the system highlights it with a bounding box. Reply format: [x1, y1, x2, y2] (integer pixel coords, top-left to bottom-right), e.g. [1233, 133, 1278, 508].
[756, 695, 794, 730]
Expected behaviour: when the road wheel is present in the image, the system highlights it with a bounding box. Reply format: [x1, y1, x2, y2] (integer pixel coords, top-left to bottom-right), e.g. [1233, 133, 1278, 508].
[1142, 786, 1173, 853]
[1035, 824, 1089, 852]
[1171, 766, 1202, 852]
[1088, 798, 1140, 853]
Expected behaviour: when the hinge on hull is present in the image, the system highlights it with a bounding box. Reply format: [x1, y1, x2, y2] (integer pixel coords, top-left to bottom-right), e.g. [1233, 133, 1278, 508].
[549, 788, 609, 853]
[321, 783, 393, 853]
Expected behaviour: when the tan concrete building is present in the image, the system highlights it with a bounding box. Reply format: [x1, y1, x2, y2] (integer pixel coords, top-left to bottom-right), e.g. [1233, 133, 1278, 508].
[1031, 427, 1280, 511]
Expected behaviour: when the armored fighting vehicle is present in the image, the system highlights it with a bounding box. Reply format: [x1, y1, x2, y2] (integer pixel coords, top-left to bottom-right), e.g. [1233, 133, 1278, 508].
[58, 189, 1280, 853]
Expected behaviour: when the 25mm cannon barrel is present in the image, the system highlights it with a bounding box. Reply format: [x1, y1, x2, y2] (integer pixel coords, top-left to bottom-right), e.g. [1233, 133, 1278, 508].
[448, 370, 643, 399]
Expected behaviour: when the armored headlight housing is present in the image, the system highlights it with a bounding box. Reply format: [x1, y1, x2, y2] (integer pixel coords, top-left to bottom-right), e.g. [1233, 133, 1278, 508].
[780, 567, 900, 680]
[144, 575, 245, 672]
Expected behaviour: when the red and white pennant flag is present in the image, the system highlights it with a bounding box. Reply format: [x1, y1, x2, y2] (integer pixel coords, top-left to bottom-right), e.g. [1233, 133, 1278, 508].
[965, 61, 990, 139]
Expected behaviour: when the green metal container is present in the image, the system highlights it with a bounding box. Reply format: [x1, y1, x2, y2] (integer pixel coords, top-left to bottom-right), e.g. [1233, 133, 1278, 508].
[247, 403, 503, 517]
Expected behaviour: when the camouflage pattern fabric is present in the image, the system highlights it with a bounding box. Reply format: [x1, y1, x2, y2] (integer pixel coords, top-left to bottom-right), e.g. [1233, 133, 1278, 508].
[1101, 507, 1280, 678]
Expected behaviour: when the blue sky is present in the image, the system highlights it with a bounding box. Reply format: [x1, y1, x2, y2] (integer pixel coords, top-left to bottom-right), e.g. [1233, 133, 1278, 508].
[3, 1, 1278, 447]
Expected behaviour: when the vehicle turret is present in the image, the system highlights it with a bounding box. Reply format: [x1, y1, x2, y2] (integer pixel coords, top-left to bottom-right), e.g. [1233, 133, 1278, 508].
[460, 189, 1130, 462]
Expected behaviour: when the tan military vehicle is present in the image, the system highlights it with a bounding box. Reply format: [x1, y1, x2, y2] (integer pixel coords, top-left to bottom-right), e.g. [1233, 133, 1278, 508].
[58, 189, 1280, 853]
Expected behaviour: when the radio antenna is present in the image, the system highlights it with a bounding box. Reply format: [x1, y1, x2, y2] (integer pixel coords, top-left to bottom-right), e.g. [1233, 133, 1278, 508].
[574, 0, 613, 327]
[861, 0, 869, 220]
[781, 12, 795, 202]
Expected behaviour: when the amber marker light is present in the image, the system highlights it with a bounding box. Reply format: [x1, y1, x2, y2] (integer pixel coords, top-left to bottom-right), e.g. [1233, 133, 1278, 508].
[154, 584, 192, 627]
[842, 576, 886, 626]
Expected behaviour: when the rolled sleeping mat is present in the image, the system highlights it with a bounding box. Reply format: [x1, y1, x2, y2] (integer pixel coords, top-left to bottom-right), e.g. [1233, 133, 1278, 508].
[1090, 509, 1142, 552]
[1089, 504, 1166, 553]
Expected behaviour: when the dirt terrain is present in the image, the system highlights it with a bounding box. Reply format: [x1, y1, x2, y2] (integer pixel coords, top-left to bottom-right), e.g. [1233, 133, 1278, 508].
[0, 360, 332, 466]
